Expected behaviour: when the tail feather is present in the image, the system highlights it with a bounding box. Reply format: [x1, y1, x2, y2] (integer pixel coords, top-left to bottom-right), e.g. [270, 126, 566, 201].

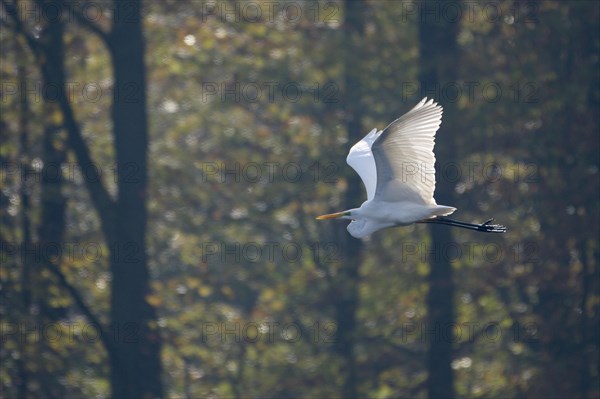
[431, 205, 456, 218]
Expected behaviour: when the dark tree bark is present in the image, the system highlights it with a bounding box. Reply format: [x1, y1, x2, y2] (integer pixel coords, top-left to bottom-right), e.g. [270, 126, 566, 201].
[16, 33, 32, 399]
[37, 1, 67, 256]
[36, 9, 69, 396]
[334, 1, 368, 397]
[419, 1, 460, 398]
[106, 1, 163, 397]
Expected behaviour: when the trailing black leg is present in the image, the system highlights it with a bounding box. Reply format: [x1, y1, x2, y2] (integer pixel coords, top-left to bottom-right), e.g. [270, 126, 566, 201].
[419, 217, 507, 233]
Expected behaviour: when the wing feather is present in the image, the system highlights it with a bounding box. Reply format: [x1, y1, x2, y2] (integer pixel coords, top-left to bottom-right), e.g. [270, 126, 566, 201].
[371, 97, 443, 205]
[346, 128, 380, 201]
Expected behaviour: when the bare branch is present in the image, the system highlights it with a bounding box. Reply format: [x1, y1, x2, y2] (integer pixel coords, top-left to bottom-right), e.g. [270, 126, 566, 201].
[63, 0, 110, 44]
[55, 89, 117, 238]
[42, 259, 115, 354]
[1, 0, 42, 57]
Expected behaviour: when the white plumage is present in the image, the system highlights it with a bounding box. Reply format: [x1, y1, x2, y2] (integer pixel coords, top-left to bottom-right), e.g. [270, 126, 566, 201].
[317, 97, 505, 237]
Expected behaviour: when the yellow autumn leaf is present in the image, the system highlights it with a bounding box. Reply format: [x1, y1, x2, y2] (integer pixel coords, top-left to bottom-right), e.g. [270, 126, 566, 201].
[146, 294, 162, 307]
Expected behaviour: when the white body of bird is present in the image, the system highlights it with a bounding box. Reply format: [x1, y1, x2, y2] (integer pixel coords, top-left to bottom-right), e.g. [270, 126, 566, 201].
[343, 200, 456, 238]
[317, 97, 457, 238]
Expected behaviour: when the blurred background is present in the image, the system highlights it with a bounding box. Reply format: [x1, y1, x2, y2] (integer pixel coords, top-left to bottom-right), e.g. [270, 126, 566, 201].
[1, 0, 598, 398]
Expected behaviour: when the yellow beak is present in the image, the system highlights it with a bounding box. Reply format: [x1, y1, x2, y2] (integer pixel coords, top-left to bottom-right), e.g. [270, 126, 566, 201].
[316, 211, 347, 220]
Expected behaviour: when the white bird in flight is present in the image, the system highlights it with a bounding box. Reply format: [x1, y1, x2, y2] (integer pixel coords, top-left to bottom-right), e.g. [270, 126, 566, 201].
[316, 97, 506, 238]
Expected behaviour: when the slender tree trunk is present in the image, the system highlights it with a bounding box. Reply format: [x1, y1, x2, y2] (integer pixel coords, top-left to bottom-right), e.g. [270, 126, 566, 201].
[38, 16, 67, 277]
[16, 33, 31, 399]
[335, 1, 367, 397]
[419, 1, 459, 398]
[107, 1, 163, 397]
[37, 9, 69, 396]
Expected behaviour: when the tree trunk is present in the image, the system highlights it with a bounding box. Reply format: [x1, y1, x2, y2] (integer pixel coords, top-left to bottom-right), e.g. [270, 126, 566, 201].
[16, 32, 32, 399]
[37, 10, 69, 396]
[107, 1, 163, 397]
[335, 1, 367, 397]
[419, 1, 459, 398]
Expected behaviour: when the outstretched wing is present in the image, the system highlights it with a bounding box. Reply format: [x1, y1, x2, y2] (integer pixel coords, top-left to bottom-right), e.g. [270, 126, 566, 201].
[346, 128, 381, 201]
[371, 97, 443, 205]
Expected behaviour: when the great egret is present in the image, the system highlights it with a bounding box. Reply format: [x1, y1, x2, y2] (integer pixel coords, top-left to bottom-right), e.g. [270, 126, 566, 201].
[316, 97, 506, 238]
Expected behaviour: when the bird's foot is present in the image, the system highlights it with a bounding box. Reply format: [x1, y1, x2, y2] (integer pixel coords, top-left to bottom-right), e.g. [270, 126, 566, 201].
[477, 218, 507, 233]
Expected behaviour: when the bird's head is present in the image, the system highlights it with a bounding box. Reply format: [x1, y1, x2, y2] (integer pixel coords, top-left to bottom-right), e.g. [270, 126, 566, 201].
[316, 209, 376, 238]
[316, 208, 389, 238]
